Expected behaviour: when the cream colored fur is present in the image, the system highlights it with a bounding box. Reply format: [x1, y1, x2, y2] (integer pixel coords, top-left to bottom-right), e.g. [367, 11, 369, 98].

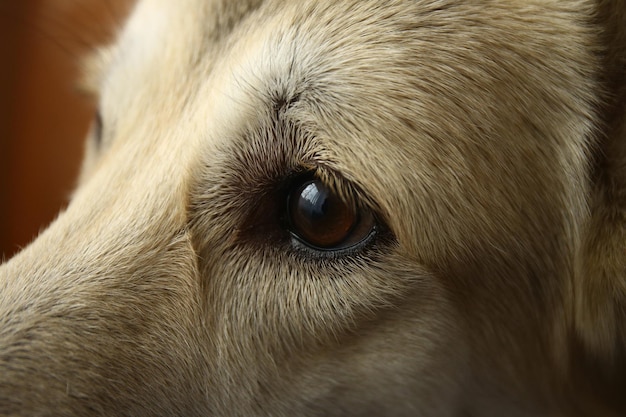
[1, 0, 625, 415]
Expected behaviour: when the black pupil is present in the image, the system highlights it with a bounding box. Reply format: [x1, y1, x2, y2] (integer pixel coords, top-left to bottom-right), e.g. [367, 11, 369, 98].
[289, 179, 356, 248]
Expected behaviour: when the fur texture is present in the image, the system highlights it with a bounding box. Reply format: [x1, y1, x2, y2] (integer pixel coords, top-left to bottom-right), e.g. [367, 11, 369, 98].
[1, 0, 625, 415]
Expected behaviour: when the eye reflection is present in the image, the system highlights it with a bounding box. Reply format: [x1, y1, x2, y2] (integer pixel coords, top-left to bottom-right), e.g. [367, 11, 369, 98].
[287, 178, 374, 251]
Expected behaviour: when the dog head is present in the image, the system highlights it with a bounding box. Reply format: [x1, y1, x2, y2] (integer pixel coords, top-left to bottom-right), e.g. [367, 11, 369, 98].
[1, 0, 625, 415]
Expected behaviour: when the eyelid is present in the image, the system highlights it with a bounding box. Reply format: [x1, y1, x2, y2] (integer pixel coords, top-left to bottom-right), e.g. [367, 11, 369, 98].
[311, 166, 373, 214]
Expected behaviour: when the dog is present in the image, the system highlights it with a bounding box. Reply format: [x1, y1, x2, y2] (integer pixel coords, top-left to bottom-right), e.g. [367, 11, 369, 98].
[1, 0, 624, 415]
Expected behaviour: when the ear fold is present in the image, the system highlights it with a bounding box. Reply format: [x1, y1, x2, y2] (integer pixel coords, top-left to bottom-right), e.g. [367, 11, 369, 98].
[574, 0, 626, 408]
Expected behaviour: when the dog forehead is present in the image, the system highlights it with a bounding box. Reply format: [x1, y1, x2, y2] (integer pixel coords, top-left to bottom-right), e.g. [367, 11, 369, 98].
[98, 0, 597, 244]
[119, 0, 261, 44]
[113, 0, 265, 64]
[100, 0, 386, 140]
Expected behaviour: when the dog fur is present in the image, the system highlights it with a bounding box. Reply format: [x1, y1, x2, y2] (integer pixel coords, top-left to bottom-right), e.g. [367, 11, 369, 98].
[1, 0, 625, 415]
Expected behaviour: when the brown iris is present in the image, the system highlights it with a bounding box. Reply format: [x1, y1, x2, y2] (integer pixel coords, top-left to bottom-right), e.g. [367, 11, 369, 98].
[288, 178, 373, 250]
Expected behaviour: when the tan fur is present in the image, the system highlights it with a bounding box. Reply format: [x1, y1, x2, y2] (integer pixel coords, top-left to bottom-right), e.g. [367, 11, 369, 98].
[1, 0, 625, 415]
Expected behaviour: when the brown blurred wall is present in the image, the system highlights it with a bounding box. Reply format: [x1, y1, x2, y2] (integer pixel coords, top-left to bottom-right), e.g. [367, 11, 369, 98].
[0, 1, 131, 259]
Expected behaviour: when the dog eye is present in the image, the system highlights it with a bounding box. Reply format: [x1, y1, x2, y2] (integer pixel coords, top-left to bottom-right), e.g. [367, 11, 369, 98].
[92, 111, 103, 147]
[287, 178, 375, 251]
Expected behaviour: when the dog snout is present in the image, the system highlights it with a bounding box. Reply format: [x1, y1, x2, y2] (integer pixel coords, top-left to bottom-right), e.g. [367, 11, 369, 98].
[0, 171, 208, 415]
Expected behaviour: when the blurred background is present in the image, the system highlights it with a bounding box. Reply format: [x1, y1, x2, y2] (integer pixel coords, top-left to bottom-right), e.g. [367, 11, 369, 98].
[0, 0, 131, 259]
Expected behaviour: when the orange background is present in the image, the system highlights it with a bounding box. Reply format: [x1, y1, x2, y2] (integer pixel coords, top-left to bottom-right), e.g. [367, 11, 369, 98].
[0, 1, 131, 259]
